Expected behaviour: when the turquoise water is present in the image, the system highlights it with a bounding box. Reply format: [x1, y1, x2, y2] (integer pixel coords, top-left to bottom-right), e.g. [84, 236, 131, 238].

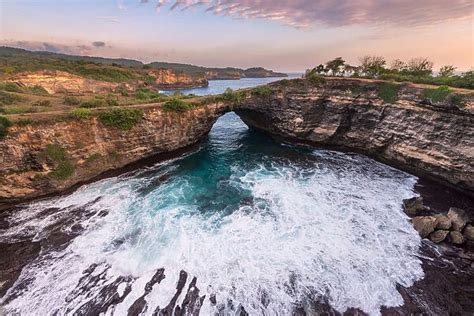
[161, 75, 300, 96]
[1, 113, 424, 315]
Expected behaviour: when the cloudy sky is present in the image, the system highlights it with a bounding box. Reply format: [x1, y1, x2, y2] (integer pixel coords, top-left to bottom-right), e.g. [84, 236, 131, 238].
[0, 0, 472, 72]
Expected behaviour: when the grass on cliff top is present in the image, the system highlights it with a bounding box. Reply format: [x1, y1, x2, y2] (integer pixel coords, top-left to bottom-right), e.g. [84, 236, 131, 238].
[251, 85, 273, 97]
[378, 83, 400, 103]
[162, 98, 194, 112]
[98, 108, 143, 130]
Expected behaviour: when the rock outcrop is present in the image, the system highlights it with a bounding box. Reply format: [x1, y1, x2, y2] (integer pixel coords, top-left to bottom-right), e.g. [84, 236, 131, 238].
[236, 79, 474, 195]
[148, 69, 208, 89]
[0, 102, 229, 205]
[1, 77, 473, 206]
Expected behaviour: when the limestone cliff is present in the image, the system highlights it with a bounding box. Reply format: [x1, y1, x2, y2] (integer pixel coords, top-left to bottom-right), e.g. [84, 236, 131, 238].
[0, 103, 228, 205]
[148, 69, 208, 89]
[236, 79, 474, 195]
[1, 78, 473, 206]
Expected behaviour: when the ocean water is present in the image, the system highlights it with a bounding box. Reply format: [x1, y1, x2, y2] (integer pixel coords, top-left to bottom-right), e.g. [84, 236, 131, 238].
[161, 75, 300, 96]
[0, 113, 424, 315]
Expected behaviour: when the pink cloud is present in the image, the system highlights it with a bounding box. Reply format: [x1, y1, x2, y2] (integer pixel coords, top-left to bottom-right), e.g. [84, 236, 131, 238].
[144, 0, 473, 28]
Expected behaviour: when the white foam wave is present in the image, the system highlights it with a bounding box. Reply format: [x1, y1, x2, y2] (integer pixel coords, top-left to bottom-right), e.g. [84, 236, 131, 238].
[1, 152, 423, 315]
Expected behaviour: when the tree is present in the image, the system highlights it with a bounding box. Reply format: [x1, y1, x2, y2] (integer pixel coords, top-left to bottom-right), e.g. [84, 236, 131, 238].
[325, 57, 345, 76]
[406, 57, 433, 76]
[343, 64, 359, 77]
[315, 64, 326, 75]
[390, 59, 406, 72]
[438, 65, 456, 77]
[359, 55, 386, 77]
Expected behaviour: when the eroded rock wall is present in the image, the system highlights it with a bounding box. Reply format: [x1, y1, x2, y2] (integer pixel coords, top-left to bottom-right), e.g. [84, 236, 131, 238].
[235, 79, 474, 195]
[0, 102, 228, 205]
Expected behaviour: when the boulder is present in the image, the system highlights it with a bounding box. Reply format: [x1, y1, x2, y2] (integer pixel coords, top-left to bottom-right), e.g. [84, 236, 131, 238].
[434, 214, 452, 230]
[463, 225, 474, 241]
[403, 197, 424, 216]
[412, 216, 437, 238]
[447, 207, 469, 231]
[450, 231, 465, 245]
[429, 230, 449, 243]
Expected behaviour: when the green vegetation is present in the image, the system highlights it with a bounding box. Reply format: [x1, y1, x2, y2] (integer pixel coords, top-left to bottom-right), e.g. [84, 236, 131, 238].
[0, 82, 23, 93]
[32, 100, 51, 107]
[422, 86, 451, 103]
[162, 98, 194, 112]
[304, 69, 326, 84]
[98, 108, 143, 130]
[43, 144, 67, 161]
[15, 118, 33, 126]
[3, 106, 35, 114]
[219, 88, 245, 104]
[79, 97, 106, 108]
[449, 94, 465, 108]
[0, 90, 25, 105]
[49, 161, 75, 180]
[378, 83, 400, 103]
[85, 153, 102, 164]
[134, 88, 161, 101]
[0, 115, 12, 138]
[251, 85, 273, 97]
[306, 56, 473, 89]
[71, 108, 92, 120]
[40, 144, 75, 180]
[64, 96, 81, 106]
[27, 85, 49, 95]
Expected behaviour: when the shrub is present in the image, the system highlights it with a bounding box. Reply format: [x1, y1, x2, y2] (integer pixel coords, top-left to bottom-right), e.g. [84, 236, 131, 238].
[15, 118, 33, 126]
[80, 97, 105, 108]
[43, 144, 67, 162]
[251, 85, 273, 97]
[32, 100, 51, 107]
[0, 116, 12, 138]
[98, 108, 143, 130]
[378, 83, 400, 103]
[449, 94, 465, 108]
[162, 98, 194, 112]
[0, 82, 23, 93]
[4, 106, 35, 114]
[28, 85, 49, 95]
[134, 88, 161, 101]
[85, 153, 101, 164]
[422, 86, 451, 103]
[105, 94, 119, 106]
[220, 88, 244, 104]
[49, 161, 75, 180]
[0, 91, 24, 105]
[116, 87, 129, 97]
[64, 96, 81, 106]
[71, 108, 92, 120]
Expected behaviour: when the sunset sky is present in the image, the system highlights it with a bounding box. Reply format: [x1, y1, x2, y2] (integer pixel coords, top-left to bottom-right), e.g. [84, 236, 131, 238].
[0, 0, 472, 72]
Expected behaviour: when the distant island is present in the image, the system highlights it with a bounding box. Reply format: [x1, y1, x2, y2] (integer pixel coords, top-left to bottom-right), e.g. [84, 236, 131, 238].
[0, 47, 287, 91]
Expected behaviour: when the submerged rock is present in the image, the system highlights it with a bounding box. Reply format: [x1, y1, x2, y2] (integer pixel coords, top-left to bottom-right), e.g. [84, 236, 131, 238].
[412, 216, 437, 238]
[429, 230, 449, 243]
[447, 207, 469, 231]
[403, 197, 424, 216]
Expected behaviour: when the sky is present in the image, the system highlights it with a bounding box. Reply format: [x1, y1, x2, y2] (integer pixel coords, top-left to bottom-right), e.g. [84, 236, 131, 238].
[0, 0, 472, 72]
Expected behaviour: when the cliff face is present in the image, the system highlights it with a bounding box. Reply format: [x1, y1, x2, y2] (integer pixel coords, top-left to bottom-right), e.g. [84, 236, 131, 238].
[0, 103, 228, 205]
[236, 79, 474, 195]
[149, 69, 208, 88]
[1, 78, 472, 206]
[8, 71, 118, 94]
